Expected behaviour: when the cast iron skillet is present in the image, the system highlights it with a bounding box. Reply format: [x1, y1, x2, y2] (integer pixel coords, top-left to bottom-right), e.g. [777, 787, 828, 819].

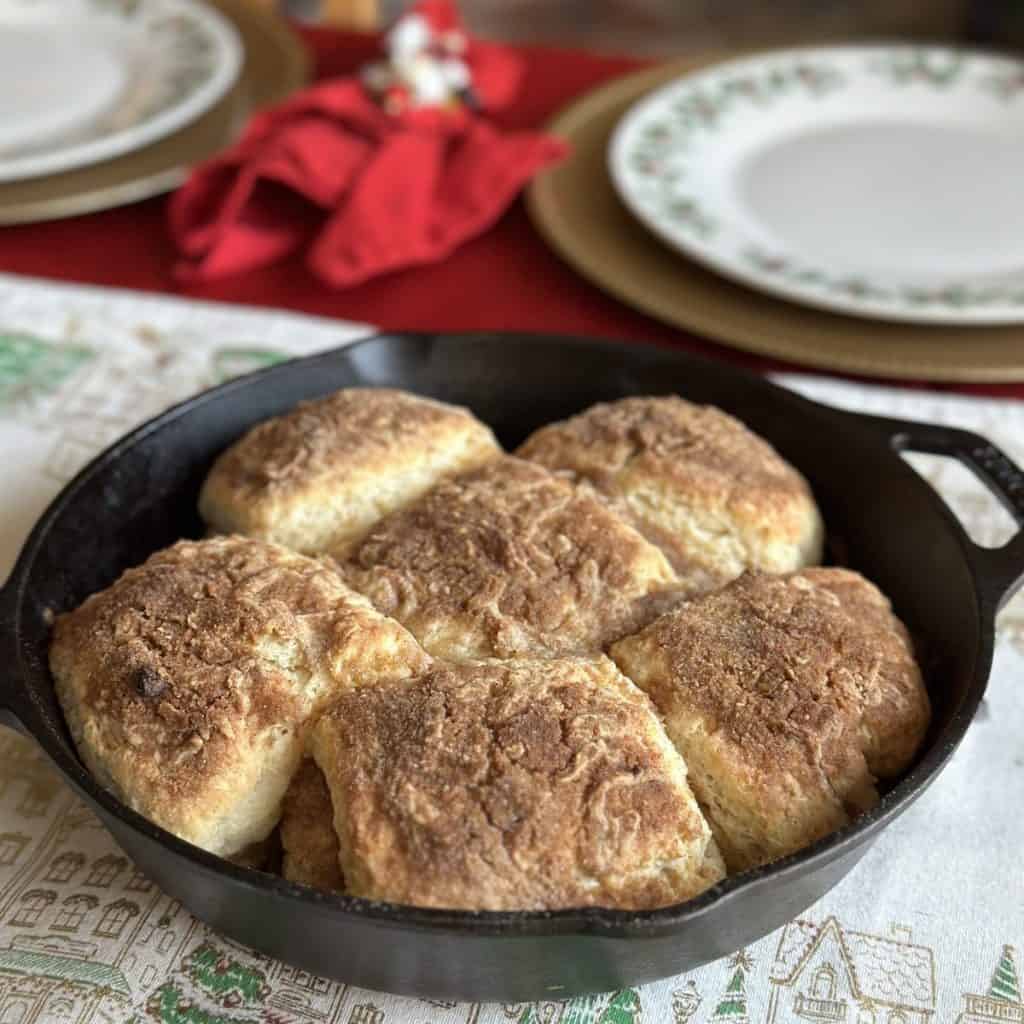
[2, 333, 1024, 1002]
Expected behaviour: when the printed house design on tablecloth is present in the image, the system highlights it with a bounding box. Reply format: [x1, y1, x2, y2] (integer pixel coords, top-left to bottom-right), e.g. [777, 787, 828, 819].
[223, 936, 348, 1022]
[954, 945, 1023, 1024]
[0, 744, 197, 1024]
[0, 736, 350, 1024]
[347, 1005, 386, 1024]
[765, 916, 936, 1023]
[0, 933, 129, 1024]
[0, 820, 189, 1024]
[139, 928, 349, 1022]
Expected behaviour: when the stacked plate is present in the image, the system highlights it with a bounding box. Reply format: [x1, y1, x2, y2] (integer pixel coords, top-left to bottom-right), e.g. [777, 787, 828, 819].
[0, 0, 308, 224]
[529, 45, 1024, 381]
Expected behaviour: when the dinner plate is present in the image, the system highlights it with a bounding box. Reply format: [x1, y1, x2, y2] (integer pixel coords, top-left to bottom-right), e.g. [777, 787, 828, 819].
[528, 55, 1024, 382]
[609, 45, 1024, 325]
[0, 0, 308, 225]
[0, 0, 243, 183]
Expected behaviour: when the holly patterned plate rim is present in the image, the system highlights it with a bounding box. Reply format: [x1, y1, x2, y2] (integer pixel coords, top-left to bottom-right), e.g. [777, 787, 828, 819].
[0, 0, 242, 184]
[608, 44, 1024, 325]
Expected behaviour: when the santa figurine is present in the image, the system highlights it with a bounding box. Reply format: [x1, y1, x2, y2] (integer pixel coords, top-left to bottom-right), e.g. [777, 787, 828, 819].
[362, 0, 478, 116]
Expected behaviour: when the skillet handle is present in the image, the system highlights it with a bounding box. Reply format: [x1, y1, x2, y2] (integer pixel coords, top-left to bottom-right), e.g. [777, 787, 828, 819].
[0, 578, 28, 736]
[869, 416, 1024, 614]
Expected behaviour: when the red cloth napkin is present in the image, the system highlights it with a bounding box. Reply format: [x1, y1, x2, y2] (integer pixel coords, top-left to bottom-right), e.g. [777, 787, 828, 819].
[169, 28, 567, 286]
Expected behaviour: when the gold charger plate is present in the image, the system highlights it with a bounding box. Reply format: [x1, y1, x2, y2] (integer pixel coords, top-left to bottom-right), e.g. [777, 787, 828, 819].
[527, 56, 1024, 383]
[0, 0, 309, 226]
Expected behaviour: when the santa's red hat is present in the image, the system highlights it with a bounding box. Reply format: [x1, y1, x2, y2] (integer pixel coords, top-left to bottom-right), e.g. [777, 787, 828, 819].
[412, 0, 463, 34]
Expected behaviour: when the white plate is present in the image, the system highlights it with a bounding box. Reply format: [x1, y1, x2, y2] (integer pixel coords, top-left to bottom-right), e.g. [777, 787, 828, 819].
[0, 0, 242, 183]
[609, 46, 1024, 325]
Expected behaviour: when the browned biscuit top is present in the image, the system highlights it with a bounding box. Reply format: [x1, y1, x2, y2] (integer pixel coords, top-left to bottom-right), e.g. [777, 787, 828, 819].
[51, 535, 428, 806]
[209, 388, 485, 496]
[313, 657, 719, 911]
[519, 395, 803, 497]
[343, 456, 680, 658]
[613, 568, 928, 780]
[517, 396, 823, 586]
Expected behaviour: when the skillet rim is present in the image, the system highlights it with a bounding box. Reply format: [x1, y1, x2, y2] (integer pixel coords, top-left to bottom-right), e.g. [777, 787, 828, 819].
[0, 330, 995, 938]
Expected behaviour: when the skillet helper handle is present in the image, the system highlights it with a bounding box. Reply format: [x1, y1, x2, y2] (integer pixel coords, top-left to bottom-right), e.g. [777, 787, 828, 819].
[0, 578, 27, 735]
[875, 416, 1024, 613]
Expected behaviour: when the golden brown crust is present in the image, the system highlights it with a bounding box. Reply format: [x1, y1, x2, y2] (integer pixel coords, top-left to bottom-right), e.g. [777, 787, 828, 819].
[805, 569, 930, 777]
[50, 536, 430, 856]
[517, 396, 824, 592]
[610, 568, 929, 872]
[311, 657, 723, 910]
[342, 456, 680, 660]
[199, 388, 501, 555]
[280, 760, 344, 891]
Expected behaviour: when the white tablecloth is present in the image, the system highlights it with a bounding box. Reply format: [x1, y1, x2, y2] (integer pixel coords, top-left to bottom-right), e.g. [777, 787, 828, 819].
[0, 273, 1021, 1024]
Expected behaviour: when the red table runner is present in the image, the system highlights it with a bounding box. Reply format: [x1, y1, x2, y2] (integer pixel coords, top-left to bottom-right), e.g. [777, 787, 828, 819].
[0, 27, 1019, 399]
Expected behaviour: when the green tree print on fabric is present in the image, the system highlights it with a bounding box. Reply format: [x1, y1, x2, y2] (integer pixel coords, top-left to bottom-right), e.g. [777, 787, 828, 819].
[182, 943, 270, 1007]
[140, 943, 271, 1024]
[517, 1003, 542, 1024]
[990, 945, 1022, 1002]
[595, 989, 641, 1023]
[711, 953, 752, 1023]
[518, 990, 641, 1024]
[0, 331, 94, 411]
[712, 969, 747, 1019]
[146, 983, 253, 1024]
[558, 994, 600, 1024]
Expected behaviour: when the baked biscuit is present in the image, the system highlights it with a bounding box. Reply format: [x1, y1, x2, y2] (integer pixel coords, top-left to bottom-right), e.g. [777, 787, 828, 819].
[199, 388, 501, 555]
[610, 569, 929, 872]
[50, 536, 430, 858]
[517, 396, 824, 594]
[342, 456, 680, 659]
[280, 759, 344, 891]
[310, 657, 725, 911]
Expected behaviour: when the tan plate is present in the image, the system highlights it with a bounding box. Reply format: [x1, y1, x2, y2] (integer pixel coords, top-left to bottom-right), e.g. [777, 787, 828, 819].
[527, 56, 1024, 383]
[0, 0, 309, 226]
